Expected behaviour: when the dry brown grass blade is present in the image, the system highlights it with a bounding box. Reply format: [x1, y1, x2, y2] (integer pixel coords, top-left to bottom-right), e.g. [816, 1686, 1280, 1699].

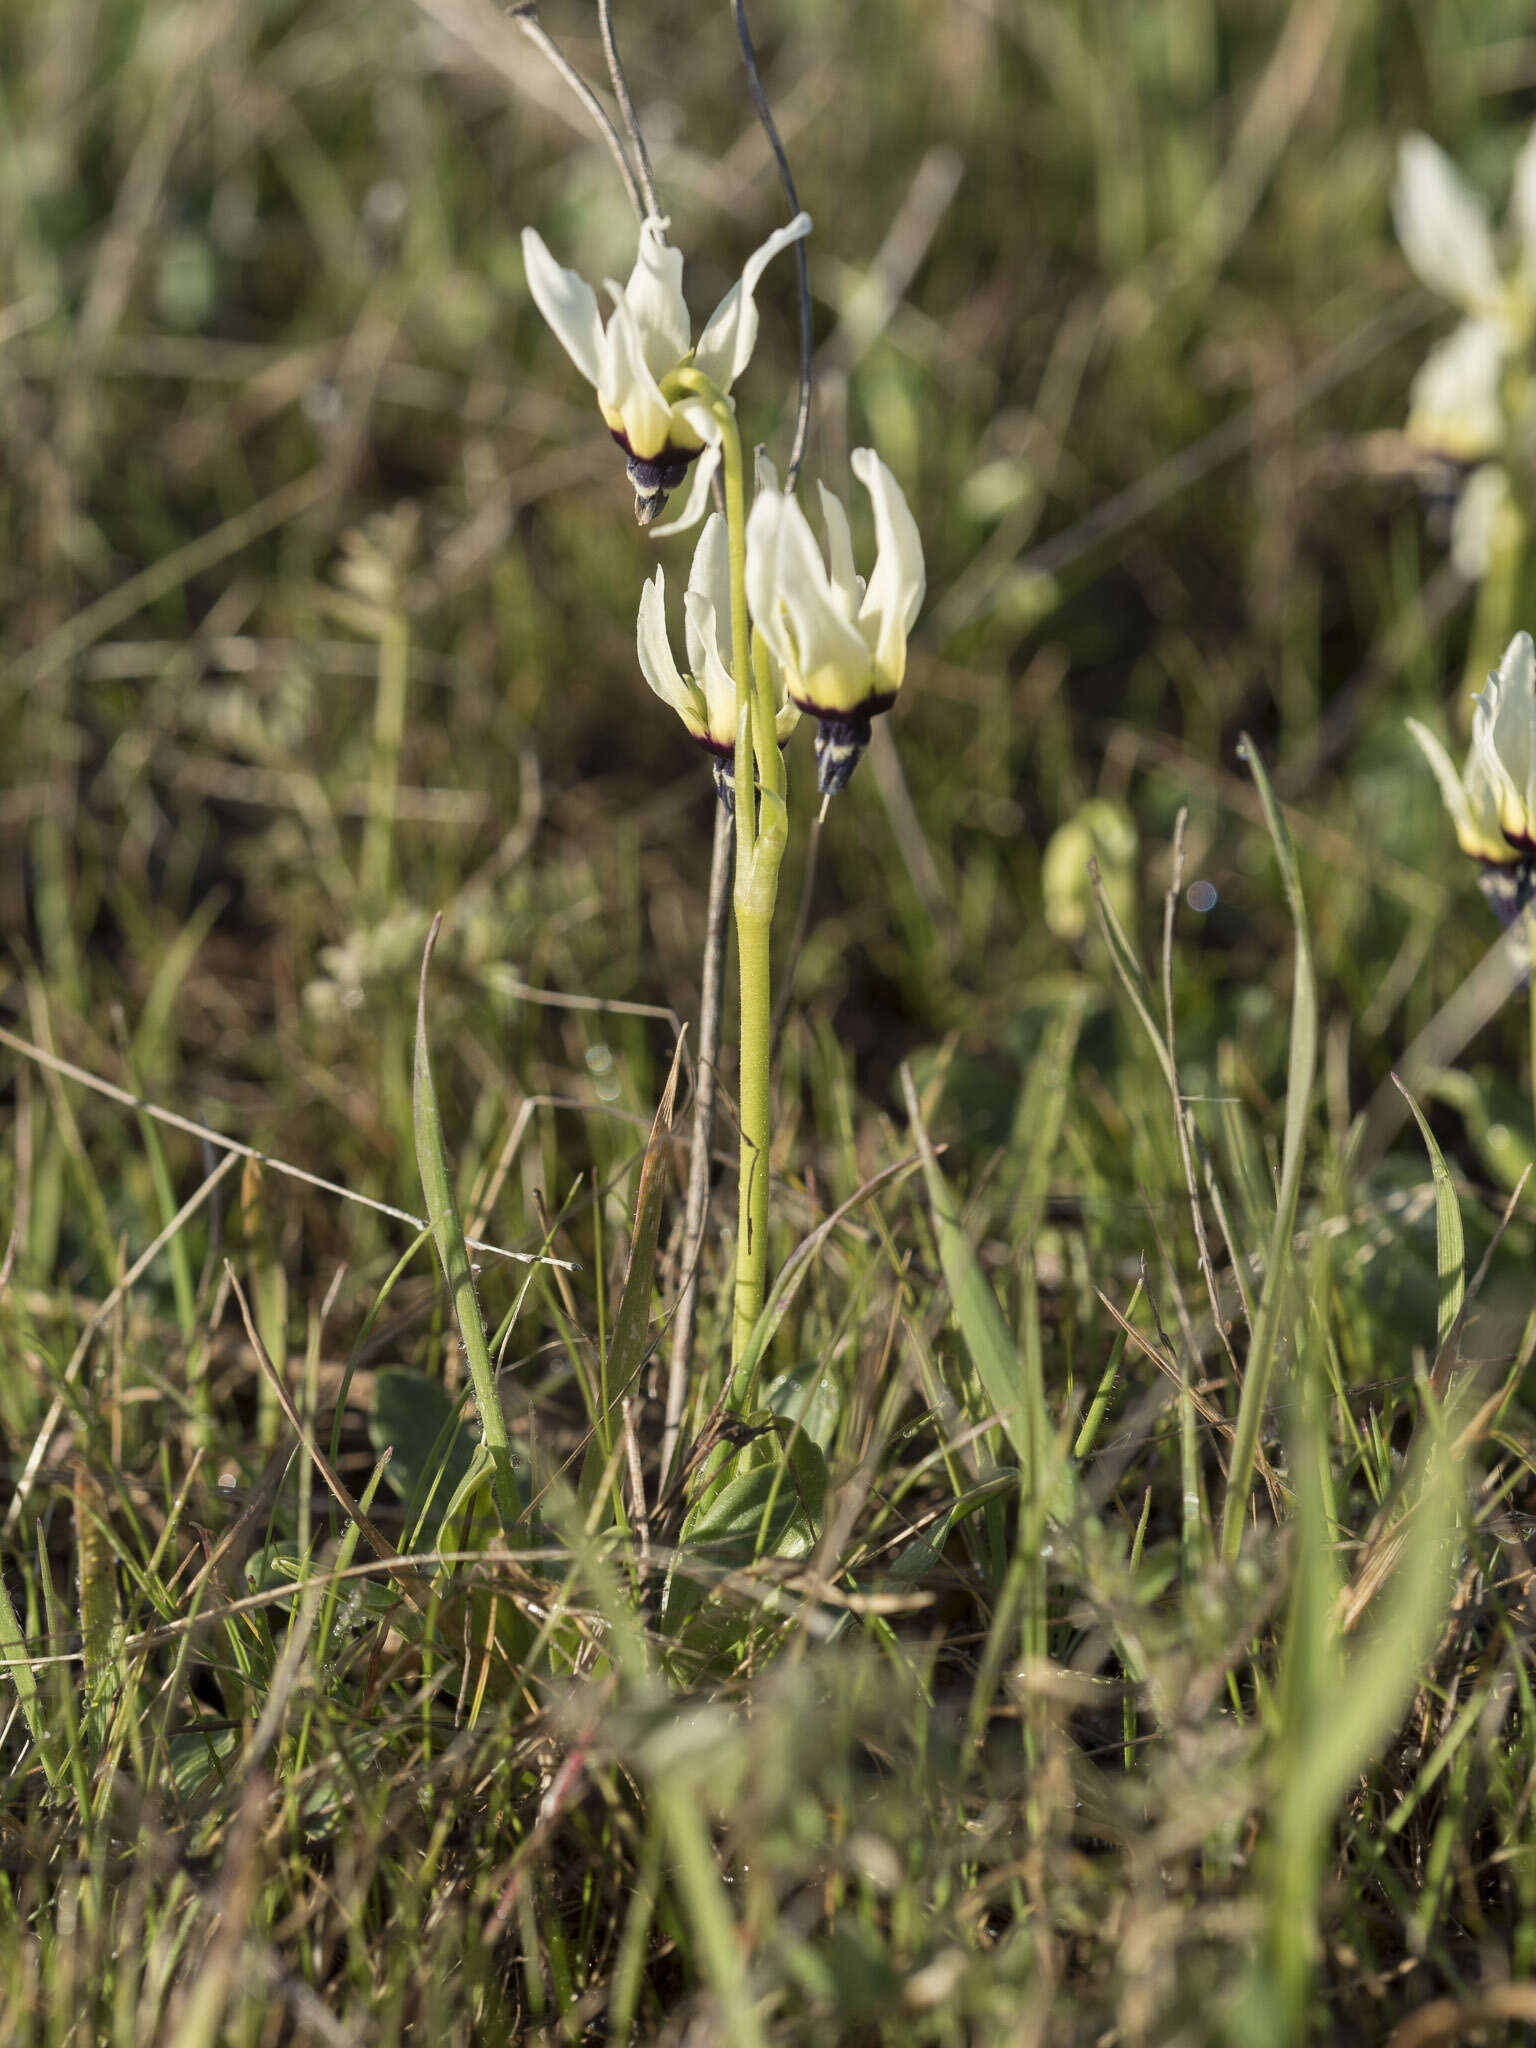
[1385, 1983, 1536, 2048]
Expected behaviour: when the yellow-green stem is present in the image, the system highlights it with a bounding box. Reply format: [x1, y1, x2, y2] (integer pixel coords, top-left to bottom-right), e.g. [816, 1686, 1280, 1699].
[724, 440, 787, 1360]
[1528, 909, 1536, 1148]
[665, 372, 789, 1360]
[733, 901, 773, 1361]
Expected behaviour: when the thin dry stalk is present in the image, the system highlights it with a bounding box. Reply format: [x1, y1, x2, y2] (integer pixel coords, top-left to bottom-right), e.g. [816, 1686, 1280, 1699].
[662, 801, 733, 1487]
[505, 3, 645, 222]
[731, 0, 813, 483]
[597, 0, 659, 218]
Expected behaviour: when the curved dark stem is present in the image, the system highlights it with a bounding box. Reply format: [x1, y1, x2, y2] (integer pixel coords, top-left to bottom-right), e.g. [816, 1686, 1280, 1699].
[769, 805, 823, 1059]
[510, 4, 645, 224]
[731, 0, 813, 486]
[597, 0, 660, 219]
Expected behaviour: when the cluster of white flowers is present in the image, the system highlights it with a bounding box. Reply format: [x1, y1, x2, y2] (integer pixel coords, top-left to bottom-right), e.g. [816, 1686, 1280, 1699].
[1392, 125, 1536, 578]
[522, 214, 924, 796]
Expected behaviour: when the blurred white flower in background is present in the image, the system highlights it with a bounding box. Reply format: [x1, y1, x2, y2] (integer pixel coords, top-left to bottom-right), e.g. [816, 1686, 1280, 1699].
[1392, 127, 1536, 577]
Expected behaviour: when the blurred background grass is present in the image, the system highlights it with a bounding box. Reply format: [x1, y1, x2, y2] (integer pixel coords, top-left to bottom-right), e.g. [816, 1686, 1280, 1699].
[7, 0, 1536, 2040]
[4, 0, 1529, 1207]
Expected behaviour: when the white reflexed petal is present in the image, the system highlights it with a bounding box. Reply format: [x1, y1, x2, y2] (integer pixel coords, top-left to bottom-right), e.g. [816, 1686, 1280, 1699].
[774, 490, 872, 696]
[816, 482, 861, 616]
[685, 592, 739, 745]
[1472, 671, 1533, 847]
[682, 582, 717, 695]
[636, 570, 700, 732]
[683, 514, 733, 675]
[852, 447, 925, 692]
[1496, 627, 1536, 696]
[1472, 680, 1518, 819]
[521, 228, 604, 387]
[624, 216, 691, 381]
[1463, 735, 1511, 853]
[744, 489, 795, 676]
[693, 211, 813, 393]
[1406, 718, 1476, 840]
[1490, 629, 1536, 830]
[754, 449, 781, 498]
[649, 439, 721, 540]
[1407, 713, 1506, 861]
[1449, 463, 1511, 581]
[1510, 121, 1536, 282]
[598, 287, 674, 458]
[1393, 133, 1501, 309]
[1405, 318, 1506, 459]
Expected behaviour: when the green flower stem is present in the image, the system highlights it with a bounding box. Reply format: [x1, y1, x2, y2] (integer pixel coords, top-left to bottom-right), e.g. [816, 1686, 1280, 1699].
[1528, 909, 1536, 1147]
[1462, 482, 1525, 703]
[733, 893, 773, 1359]
[664, 369, 788, 1361]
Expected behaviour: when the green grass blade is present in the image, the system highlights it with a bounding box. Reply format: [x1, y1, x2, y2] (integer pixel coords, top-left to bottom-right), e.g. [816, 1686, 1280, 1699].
[727, 1151, 925, 1407]
[1089, 872, 1176, 1093]
[1075, 1276, 1143, 1460]
[1220, 736, 1318, 1564]
[901, 1065, 1046, 1497]
[604, 1039, 684, 1451]
[0, 1566, 63, 1794]
[413, 914, 521, 1532]
[1260, 1431, 1460, 2034]
[1392, 1073, 1466, 1361]
[1008, 991, 1086, 1243]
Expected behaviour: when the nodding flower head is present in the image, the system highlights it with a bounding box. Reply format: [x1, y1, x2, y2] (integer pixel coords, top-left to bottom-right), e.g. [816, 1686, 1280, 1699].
[521, 211, 811, 529]
[1409, 630, 1536, 925]
[636, 512, 798, 809]
[744, 449, 924, 794]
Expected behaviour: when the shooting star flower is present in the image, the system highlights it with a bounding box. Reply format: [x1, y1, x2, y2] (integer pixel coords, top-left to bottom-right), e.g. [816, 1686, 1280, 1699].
[1409, 629, 1536, 924]
[745, 449, 924, 794]
[1392, 126, 1536, 576]
[636, 511, 797, 807]
[521, 211, 812, 528]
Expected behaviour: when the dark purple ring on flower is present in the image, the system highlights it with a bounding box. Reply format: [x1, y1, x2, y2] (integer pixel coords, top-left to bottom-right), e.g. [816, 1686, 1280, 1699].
[611, 430, 702, 527]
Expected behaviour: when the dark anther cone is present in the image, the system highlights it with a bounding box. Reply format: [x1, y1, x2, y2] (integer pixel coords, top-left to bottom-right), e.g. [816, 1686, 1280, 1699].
[712, 757, 736, 814]
[1479, 858, 1536, 930]
[626, 450, 693, 527]
[814, 713, 873, 795]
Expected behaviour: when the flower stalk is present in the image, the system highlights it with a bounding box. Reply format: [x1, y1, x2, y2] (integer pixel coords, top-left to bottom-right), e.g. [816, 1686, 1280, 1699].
[663, 366, 787, 1360]
[525, 195, 925, 1376]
